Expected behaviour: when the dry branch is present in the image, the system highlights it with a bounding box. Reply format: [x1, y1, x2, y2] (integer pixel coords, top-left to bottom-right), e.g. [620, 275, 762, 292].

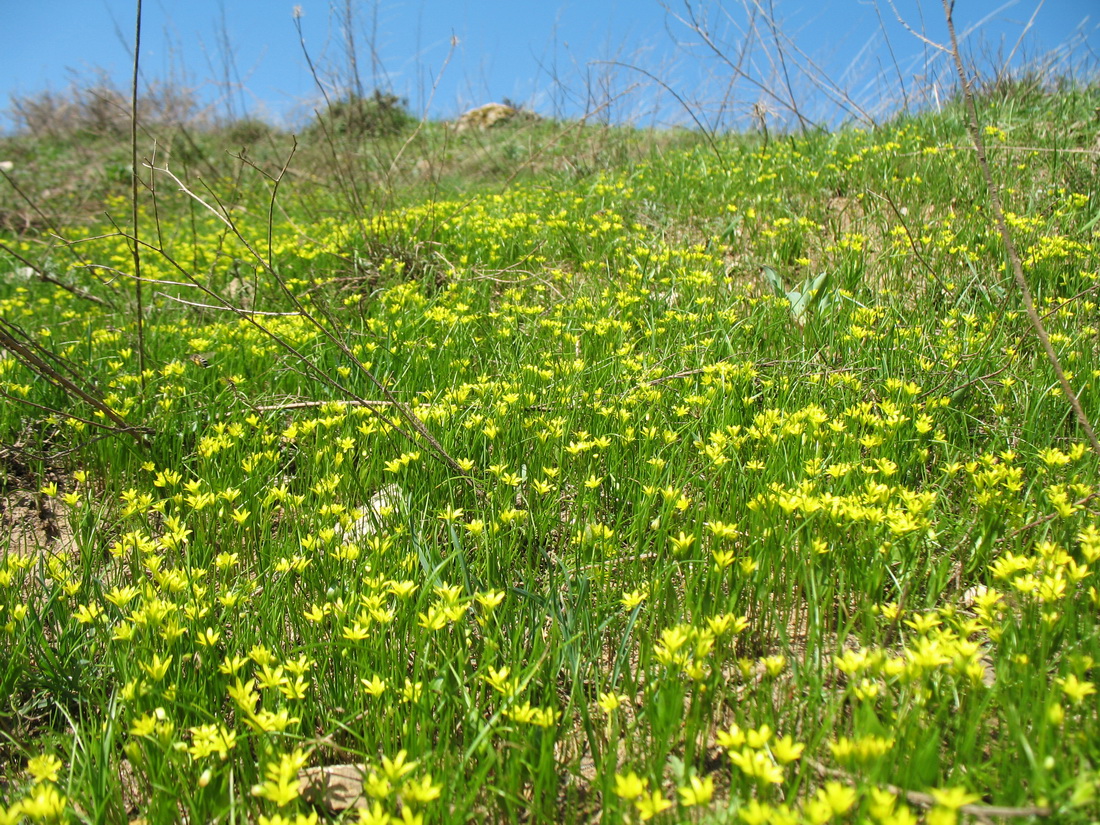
[941, 0, 1100, 459]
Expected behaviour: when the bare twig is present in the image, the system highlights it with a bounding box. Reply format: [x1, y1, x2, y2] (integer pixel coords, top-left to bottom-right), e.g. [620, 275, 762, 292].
[593, 60, 725, 161]
[254, 399, 425, 412]
[871, 189, 949, 296]
[153, 292, 301, 316]
[884, 0, 950, 54]
[758, 0, 809, 131]
[387, 35, 457, 179]
[1002, 492, 1100, 542]
[1039, 282, 1100, 322]
[670, 1, 822, 129]
[0, 391, 149, 441]
[873, 0, 909, 111]
[1001, 0, 1046, 83]
[134, 158, 471, 479]
[809, 759, 1052, 818]
[130, 0, 147, 384]
[941, 0, 1100, 458]
[0, 322, 148, 441]
[0, 167, 71, 246]
[0, 242, 113, 308]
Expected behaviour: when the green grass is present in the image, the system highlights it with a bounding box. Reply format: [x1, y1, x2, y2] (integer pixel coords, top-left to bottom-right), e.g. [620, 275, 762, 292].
[0, 81, 1099, 824]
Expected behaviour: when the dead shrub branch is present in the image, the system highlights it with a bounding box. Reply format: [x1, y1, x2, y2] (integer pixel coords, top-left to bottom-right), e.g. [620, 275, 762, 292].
[940, 0, 1100, 458]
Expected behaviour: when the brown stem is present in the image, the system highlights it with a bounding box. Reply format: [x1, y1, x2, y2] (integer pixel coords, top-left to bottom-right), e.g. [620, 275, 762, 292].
[940, 0, 1100, 458]
[0, 324, 148, 441]
[130, 0, 147, 386]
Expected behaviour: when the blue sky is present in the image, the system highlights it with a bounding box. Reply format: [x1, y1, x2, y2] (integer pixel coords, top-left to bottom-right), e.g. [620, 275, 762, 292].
[2, 1, 1096, 132]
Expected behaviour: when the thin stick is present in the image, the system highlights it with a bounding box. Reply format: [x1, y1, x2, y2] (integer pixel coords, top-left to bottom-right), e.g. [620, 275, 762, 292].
[871, 189, 949, 296]
[1039, 283, 1100, 322]
[941, 0, 1100, 458]
[593, 60, 725, 161]
[130, 0, 147, 386]
[1003, 492, 1100, 542]
[0, 325, 147, 441]
[0, 242, 112, 308]
[254, 399, 410, 412]
[154, 292, 302, 316]
[153, 163, 469, 477]
[0, 391, 149, 439]
[809, 759, 1051, 818]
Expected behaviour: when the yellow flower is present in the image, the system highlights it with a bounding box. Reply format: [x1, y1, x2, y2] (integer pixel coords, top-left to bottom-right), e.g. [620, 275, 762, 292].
[613, 771, 648, 800]
[259, 814, 318, 825]
[505, 701, 559, 727]
[1059, 674, 1097, 705]
[668, 531, 696, 553]
[364, 771, 392, 799]
[73, 603, 104, 624]
[401, 680, 423, 703]
[867, 787, 897, 820]
[677, 774, 715, 807]
[18, 783, 67, 821]
[762, 654, 787, 676]
[738, 800, 772, 825]
[597, 692, 628, 713]
[635, 790, 672, 820]
[188, 724, 237, 760]
[884, 805, 921, 825]
[252, 748, 310, 806]
[475, 590, 505, 610]
[247, 708, 300, 733]
[361, 674, 388, 696]
[717, 723, 746, 749]
[817, 781, 857, 815]
[402, 773, 441, 803]
[357, 802, 392, 825]
[746, 724, 772, 749]
[381, 750, 417, 782]
[772, 735, 805, 764]
[620, 589, 647, 609]
[803, 795, 834, 825]
[196, 627, 221, 647]
[436, 505, 464, 523]
[929, 787, 981, 810]
[27, 754, 63, 783]
[728, 747, 783, 784]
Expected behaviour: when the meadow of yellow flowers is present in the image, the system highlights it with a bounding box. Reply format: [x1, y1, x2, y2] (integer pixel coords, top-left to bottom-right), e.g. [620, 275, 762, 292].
[0, 85, 1097, 823]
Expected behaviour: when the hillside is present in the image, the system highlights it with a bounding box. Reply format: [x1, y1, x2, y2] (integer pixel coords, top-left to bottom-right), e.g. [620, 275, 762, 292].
[1, 79, 1099, 823]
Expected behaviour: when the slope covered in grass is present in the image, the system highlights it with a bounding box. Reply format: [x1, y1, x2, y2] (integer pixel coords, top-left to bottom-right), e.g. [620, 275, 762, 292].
[1, 83, 1098, 823]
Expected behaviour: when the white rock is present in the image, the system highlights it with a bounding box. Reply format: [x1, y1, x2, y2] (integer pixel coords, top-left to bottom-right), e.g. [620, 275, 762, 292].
[340, 484, 407, 543]
[454, 103, 518, 132]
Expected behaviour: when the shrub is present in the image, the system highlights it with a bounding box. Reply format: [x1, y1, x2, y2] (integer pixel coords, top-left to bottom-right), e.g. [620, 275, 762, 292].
[6, 75, 207, 139]
[308, 90, 415, 139]
[223, 117, 276, 148]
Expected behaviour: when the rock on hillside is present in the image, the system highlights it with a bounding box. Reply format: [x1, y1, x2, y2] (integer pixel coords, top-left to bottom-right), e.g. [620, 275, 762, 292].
[453, 102, 534, 132]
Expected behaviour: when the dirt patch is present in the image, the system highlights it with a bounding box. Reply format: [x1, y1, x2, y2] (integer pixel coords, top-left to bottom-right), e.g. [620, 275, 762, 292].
[1, 443, 76, 560]
[1, 490, 75, 559]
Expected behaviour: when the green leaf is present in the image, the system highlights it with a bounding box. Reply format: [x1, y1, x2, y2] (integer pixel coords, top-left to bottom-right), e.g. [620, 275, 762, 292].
[762, 265, 785, 296]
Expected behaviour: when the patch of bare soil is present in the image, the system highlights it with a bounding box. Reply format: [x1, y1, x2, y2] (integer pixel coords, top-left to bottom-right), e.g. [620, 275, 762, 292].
[1, 455, 74, 560]
[1, 490, 76, 559]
